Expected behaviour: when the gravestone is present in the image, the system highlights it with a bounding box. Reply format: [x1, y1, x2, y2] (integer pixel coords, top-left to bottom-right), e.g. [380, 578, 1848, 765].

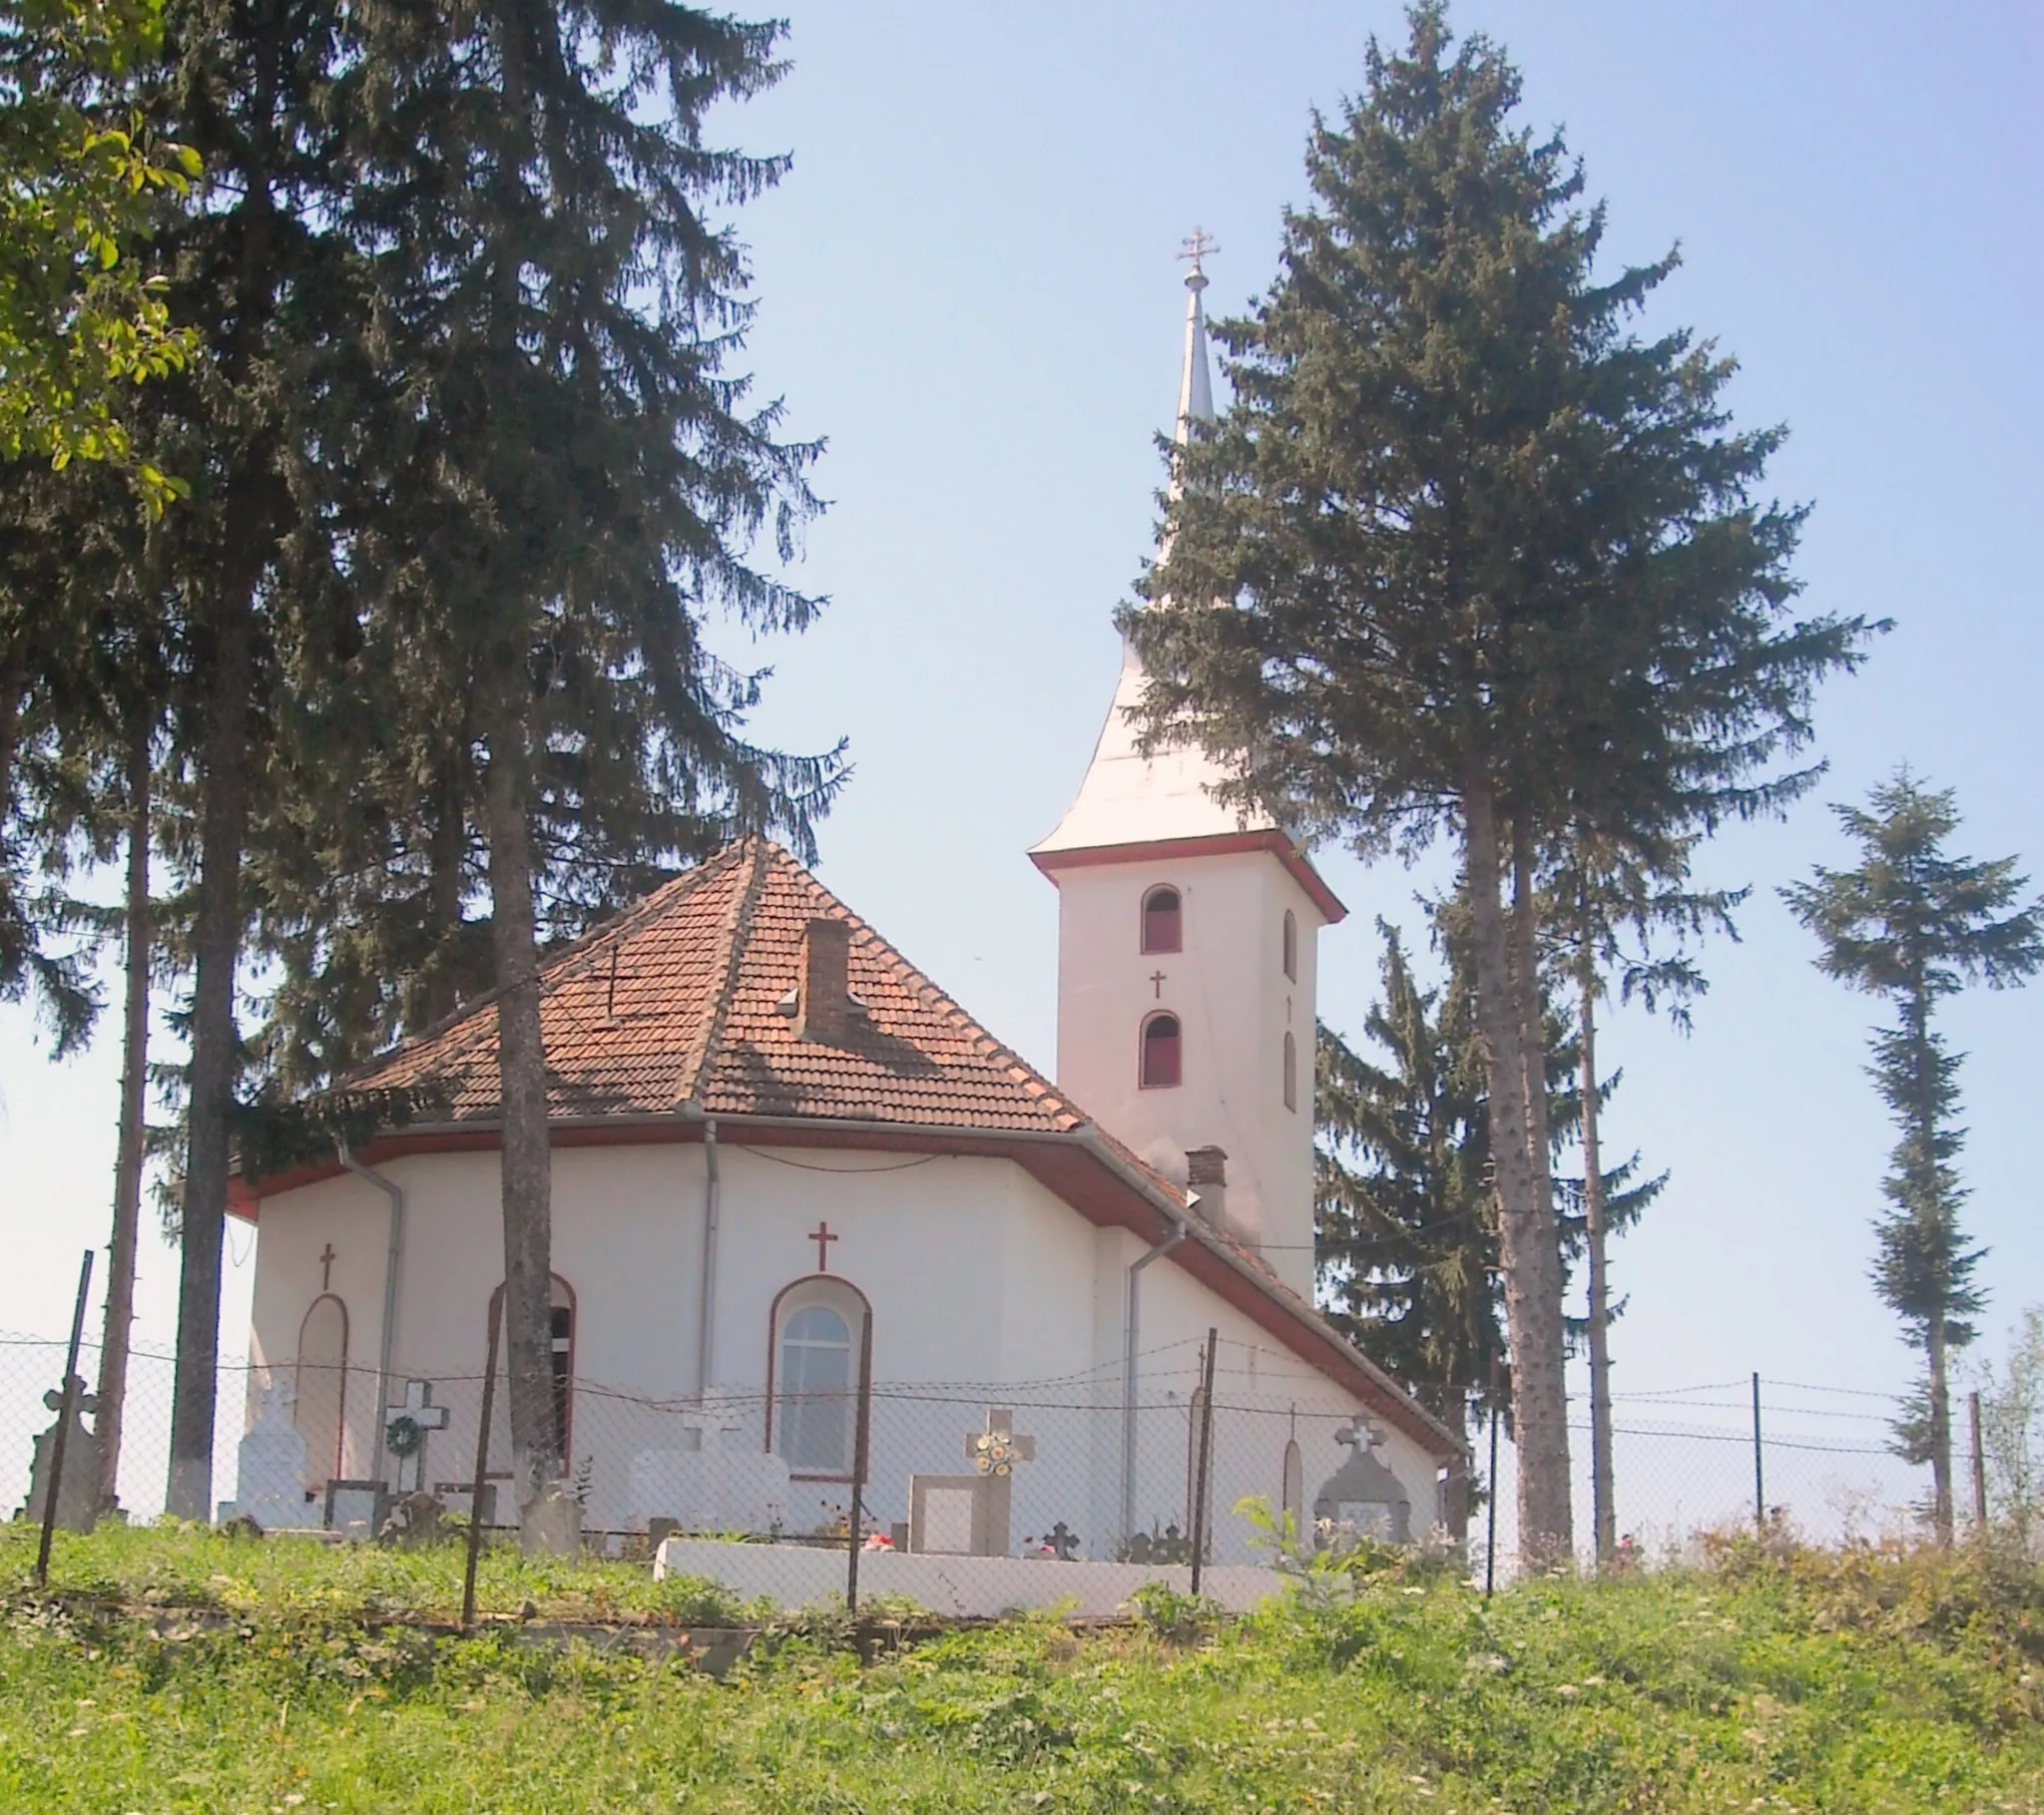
[20, 1374, 100, 1535]
[382, 1379, 450, 1495]
[378, 1491, 446, 1550]
[232, 1379, 311, 1532]
[626, 1400, 789, 1535]
[520, 1477, 583, 1557]
[907, 1407, 1034, 1556]
[1310, 1413, 1411, 1545]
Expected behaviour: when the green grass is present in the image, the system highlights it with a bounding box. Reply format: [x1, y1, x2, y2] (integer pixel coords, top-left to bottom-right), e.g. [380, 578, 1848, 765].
[5, 1523, 2044, 1812]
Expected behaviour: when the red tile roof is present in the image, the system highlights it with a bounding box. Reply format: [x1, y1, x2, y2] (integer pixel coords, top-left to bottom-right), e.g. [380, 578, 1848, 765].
[352, 839, 1089, 1134]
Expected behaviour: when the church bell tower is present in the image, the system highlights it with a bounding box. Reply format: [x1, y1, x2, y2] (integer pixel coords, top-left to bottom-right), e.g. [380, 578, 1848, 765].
[1030, 232, 1344, 1298]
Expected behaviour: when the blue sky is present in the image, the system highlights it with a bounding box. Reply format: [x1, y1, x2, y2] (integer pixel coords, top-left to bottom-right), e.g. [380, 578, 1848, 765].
[2, 1, 2038, 1466]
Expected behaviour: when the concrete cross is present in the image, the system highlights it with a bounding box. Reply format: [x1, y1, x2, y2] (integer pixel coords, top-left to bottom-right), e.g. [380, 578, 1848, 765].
[965, 1407, 1034, 1477]
[384, 1379, 450, 1494]
[679, 1399, 747, 1456]
[1334, 1413, 1384, 1455]
[959, 1408, 1034, 1556]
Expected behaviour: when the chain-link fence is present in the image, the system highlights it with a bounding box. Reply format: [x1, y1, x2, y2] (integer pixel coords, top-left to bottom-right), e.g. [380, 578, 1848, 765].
[3, 1328, 1945, 1611]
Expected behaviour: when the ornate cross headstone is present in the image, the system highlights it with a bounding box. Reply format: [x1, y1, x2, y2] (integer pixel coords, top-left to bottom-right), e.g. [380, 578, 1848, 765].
[906, 1407, 1036, 1558]
[1315, 1411, 1410, 1545]
[384, 1379, 450, 1494]
[21, 1374, 100, 1535]
[965, 1407, 1033, 1556]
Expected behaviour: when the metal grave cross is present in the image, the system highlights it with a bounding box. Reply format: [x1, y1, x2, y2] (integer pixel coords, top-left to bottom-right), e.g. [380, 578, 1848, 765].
[384, 1379, 450, 1494]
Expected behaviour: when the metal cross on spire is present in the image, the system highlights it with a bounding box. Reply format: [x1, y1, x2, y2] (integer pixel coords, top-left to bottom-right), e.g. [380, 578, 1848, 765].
[1174, 226, 1217, 447]
[1179, 225, 1220, 286]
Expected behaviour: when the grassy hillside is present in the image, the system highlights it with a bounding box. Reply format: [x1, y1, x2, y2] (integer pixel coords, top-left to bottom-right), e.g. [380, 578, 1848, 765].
[4, 1524, 2042, 1812]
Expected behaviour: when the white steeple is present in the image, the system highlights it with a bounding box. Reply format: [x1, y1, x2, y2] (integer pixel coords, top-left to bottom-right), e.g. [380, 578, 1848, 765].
[1030, 228, 1274, 860]
[1031, 231, 1345, 1296]
[1173, 227, 1216, 444]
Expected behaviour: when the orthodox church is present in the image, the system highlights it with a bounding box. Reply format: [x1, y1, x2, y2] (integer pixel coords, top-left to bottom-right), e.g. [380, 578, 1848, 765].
[230, 246, 1466, 1565]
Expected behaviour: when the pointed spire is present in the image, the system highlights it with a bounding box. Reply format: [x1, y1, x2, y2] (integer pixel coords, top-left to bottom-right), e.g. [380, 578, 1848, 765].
[1174, 227, 1218, 447]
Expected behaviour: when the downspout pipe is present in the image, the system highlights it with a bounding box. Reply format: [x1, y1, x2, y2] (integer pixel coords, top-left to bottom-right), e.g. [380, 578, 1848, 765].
[339, 1141, 404, 1490]
[1121, 1198, 1192, 1545]
[696, 1118, 721, 1398]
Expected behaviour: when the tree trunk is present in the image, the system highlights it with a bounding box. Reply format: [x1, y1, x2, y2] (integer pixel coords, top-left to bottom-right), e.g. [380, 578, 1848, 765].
[166, 596, 255, 1521]
[1577, 932, 1616, 1567]
[95, 718, 153, 1513]
[422, 752, 468, 1026]
[1927, 1318, 1953, 1545]
[1462, 775, 1573, 1565]
[483, 707, 558, 1515]
[1907, 979, 1955, 1546]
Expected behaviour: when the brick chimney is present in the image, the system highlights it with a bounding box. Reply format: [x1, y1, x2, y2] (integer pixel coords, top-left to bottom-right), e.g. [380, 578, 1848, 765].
[795, 917, 851, 1044]
[1185, 1145, 1229, 1231]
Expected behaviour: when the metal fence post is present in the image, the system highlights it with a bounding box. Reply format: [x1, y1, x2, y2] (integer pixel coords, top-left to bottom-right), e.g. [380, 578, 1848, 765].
[1969, 1390, 1989, 1536]
[1751, 1371, 1766, 1533]
[35, 1249, 96, 1588]
[1188, 1328, 1217, 1596]
[461, 1298, 503, 1632]
[845, 1312, 874, 1616]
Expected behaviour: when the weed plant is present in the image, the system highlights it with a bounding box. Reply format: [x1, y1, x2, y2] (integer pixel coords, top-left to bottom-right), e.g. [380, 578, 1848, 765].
[3, 1522, 2042, 1811]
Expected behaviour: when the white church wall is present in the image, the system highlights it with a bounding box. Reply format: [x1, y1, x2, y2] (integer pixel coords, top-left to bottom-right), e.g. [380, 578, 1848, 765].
[242, 1135, 1451, 1556]
[1050, 850, 1323, 1296]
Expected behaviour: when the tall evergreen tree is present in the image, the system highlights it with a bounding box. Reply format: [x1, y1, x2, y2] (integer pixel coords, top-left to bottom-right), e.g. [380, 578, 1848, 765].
[1316, 924, 1500, 1431]
[142, 0, 358, 1517]
[1785, 771, 2042, 1543]
[1318, 914, 1661, 1443]
[1130, 4, 1867, 1561]
[325, 3, 841, 1532]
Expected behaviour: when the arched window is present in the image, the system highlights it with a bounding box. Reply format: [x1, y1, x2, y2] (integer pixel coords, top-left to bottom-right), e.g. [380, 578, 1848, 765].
[1141, 885, 1182, 954]
[1281, 909, 1297, 982]
[1141, 1012, 1183, 1090]
[1282, 1031, 1298, 1112]
[767, 1276, 871, 1479]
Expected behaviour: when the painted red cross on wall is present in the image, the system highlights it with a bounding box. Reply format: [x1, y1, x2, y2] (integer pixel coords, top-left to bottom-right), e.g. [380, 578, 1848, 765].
[809, 1220, 838, 1272]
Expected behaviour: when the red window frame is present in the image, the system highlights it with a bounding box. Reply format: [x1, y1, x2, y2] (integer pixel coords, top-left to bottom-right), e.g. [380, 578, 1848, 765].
[1141, 1012, 1183, 1089]
[1141, 885, 1183, 954]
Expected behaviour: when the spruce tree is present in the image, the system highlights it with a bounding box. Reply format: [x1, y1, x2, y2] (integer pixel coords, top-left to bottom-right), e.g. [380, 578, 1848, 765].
[1315, 924, 1501, 1430]
[141, 0, 358, 1517]
[1785, 772, 2042, 1543]
[326, 3, 841, 1529]
[1131, 3, 1867, 1561]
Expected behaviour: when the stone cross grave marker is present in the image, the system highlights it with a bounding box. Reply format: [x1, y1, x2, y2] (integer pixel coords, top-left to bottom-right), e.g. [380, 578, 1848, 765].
[907, 1406, 1037, 1557]
[384, 1379, 450, 1494]
[21, 1374, 100, 1535]
[965, 1407, 1034, 1556]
